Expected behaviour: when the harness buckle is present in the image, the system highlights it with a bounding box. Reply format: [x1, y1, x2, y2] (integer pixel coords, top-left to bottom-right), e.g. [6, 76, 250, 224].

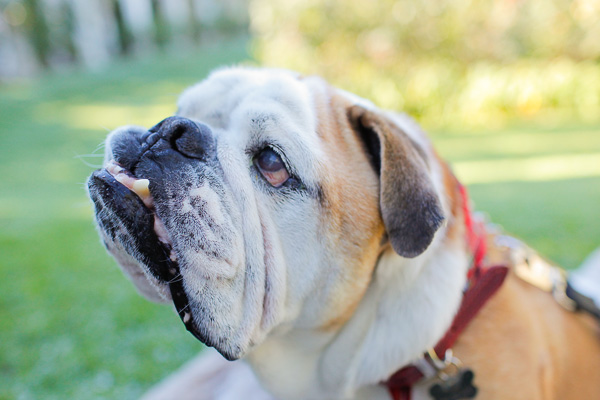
[496, 235, 578, 312]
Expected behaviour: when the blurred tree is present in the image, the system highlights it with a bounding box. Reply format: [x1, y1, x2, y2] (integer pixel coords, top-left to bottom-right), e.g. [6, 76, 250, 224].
[250, 0, 600, 128]
[0, 0, 249, 80]
[151, 0, 170, 49]
[111, 0, 134, 55]
[22, 0, 50, 67]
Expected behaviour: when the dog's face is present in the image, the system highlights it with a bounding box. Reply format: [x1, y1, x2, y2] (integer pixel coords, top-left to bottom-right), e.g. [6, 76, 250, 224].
[88, 68, 444, 361]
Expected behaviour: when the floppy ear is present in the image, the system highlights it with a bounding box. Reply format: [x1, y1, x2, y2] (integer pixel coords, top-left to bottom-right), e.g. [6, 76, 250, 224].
[347, 105, 444, 258]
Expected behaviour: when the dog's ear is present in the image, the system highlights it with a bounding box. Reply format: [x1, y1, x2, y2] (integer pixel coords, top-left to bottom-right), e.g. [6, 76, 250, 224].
[347, 105, 444, 258]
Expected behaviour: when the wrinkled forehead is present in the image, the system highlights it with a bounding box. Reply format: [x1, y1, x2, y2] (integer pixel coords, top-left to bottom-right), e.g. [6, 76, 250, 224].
[177, 68, 316, 136]
[176, 67, 326, 179]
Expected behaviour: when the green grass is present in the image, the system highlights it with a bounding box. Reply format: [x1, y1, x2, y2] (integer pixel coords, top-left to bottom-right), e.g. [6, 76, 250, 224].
[1, 37, 600, 399]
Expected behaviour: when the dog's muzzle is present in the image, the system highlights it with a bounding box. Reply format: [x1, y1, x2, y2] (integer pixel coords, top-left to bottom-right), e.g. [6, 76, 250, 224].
[87, 116, 220, 347]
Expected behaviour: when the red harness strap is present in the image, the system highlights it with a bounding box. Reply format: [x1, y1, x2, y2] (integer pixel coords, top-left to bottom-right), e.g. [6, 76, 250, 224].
[383, 185, 508, 400]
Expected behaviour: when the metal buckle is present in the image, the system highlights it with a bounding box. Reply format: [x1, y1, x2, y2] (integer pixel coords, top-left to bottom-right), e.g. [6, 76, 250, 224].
[426, 349, 462, 381]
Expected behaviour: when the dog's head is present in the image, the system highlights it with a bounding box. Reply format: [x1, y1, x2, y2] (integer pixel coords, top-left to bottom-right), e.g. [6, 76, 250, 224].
[87, 68, 445, 360]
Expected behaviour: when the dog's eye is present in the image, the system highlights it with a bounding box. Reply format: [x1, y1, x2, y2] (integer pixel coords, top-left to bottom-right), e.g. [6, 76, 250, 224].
[255, 148, 290, 188]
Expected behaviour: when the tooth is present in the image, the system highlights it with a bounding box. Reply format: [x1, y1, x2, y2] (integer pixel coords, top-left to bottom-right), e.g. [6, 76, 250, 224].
[132, 179, 150, 198]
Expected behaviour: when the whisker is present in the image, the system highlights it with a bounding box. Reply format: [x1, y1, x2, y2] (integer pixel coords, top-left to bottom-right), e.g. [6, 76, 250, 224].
[167, 275, 183, 283]
[92, 141, 106, 152]
[167, 274, 184, 284]
[73, 144, 106, 168]
[75, 154, 105, 158]
[178, 303, 191, 313]
[75, 158, 103, 168]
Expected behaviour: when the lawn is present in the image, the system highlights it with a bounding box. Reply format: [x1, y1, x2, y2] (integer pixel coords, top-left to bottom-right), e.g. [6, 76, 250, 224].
[1, 37, 599, 399]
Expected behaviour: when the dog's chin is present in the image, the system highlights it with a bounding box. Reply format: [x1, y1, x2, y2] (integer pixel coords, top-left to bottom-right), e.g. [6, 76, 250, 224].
[185, 298, 250, 361]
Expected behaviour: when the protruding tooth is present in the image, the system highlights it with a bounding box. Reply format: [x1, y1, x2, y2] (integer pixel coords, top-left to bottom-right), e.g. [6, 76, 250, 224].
[114, 173, 135, 189]
[132, 179, 150, 198]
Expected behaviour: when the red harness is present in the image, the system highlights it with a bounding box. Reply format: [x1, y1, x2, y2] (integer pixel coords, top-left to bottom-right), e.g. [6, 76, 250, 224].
[383, 184, 509, 400]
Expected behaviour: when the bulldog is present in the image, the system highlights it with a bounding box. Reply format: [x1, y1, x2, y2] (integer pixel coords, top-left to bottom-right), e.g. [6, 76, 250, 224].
[87, 67, 600, 400]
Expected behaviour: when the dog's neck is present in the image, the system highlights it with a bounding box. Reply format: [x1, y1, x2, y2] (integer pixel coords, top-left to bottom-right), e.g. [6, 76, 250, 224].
[247, 230, 469, 399]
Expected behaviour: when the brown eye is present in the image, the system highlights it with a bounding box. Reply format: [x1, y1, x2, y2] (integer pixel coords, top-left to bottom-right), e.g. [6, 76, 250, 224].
[255, 148, 290, 187]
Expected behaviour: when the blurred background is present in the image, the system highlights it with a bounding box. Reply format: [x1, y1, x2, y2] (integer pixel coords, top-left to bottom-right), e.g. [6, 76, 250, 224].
[1, 0, 599, 398]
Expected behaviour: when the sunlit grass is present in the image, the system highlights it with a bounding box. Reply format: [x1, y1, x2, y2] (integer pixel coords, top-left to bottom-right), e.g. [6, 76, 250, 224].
[433, 127, 600, 160]
[453, 152, 600, 184]
[36, 102, 177, 131]
[466, 178, 600, 268]
[431, 126, 600, 184]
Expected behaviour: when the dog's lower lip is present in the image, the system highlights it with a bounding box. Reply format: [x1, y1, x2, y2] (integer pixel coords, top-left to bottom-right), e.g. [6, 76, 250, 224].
[90, 166, 207, 343]
[89, 169, 172, 277]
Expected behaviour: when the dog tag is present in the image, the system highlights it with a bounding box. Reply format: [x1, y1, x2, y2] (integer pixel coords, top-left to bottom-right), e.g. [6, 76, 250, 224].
[429, 368, 477, 400]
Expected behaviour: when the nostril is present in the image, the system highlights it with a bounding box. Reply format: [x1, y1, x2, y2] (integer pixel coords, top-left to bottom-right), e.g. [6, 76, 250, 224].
[168, 126, 187, 149]
[174, 123, 215, 160]
[154, 117, 192, 142]
[145, 116, 215, 160]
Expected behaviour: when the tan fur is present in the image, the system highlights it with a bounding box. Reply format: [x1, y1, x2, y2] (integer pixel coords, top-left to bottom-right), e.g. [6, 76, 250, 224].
[453, 267, 600, 399]
[309, 83, 386, 331]
[438, 153, 463, 245]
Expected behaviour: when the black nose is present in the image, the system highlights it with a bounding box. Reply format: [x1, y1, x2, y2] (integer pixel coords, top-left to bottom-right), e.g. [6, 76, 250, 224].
[146, 116, 215, 161]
